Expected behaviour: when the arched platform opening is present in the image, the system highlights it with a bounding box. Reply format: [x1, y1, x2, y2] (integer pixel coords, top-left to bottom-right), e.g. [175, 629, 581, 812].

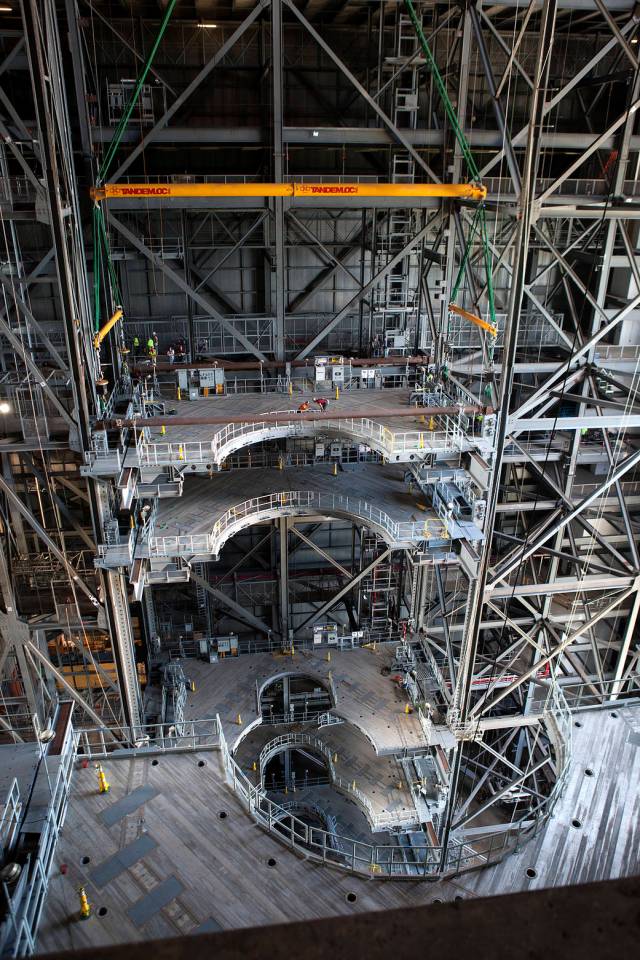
[259, 673, 333, 723]
[262, 742, 331, 793]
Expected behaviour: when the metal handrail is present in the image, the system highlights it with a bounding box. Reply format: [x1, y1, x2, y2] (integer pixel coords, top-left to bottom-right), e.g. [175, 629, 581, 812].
[256, 731, 417, 832]
[216, 685, 573, 878]
[148, 489, 447, 558]
[135, 411, 471, 469]
[74, 717, 220, 758]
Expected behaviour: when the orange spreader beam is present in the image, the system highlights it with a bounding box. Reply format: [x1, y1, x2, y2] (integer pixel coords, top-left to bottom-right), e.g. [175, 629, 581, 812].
[449, 302, 497, 337]
[91, 181, 487, 202]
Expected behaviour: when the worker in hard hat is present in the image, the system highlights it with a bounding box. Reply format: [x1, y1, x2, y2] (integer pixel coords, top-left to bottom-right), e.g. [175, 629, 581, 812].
[297, 401, 311, 413]
[132, 334, 140, 360]
[313, 397, 329, 412]
[146, 336, 154, 356]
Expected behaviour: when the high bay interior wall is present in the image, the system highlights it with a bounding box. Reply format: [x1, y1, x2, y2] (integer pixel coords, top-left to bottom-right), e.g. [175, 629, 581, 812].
[0, 0, 638, 791]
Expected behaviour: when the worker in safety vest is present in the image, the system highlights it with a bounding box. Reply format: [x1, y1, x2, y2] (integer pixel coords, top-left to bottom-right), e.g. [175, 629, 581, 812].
[297, 401, 311, 413]
[132, 335, 140, 360]
[313, 397, 329, 412]
[146, 337, 154, 356]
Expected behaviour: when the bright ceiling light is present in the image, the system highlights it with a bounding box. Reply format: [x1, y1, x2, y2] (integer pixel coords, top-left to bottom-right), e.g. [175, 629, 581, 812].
[0, 402, 11, 414]
[0, 6, 14, 11]
[198, 22, 217, 28]
[632, 36, 639, 44]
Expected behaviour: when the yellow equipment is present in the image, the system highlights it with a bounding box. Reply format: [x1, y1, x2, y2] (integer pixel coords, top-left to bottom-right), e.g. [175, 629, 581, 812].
[91, 182, 487, 202]
[449, 302, 497, 337]
[92, 307, 123, 350]
[97, 764, 110, 794]
[78, 886, 91, 921]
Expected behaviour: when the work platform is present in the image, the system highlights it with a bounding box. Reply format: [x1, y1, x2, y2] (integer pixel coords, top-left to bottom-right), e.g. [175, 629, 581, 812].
[147, 464, 449, 559]
[85, 388, 488, 478]
[234, 721, 420, 832]
[35, 706, 640, 954]
[182, 647, 429, 756]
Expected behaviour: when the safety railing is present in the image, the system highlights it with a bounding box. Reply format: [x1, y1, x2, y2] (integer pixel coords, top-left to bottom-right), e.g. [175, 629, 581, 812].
[216, 683, 573, 878]
[148, 490, 447, 559]
[554, 675, 640, 711]
[485, 177, 640, 199]
[0, 713, 75, 957]
[217, 717, 560, 878]
[208, 415, 468, 465]
[135, 411, 472, 469]
[276, 801, 339, 847]
[570, 479, 640, 499]
[97, 527, 135, 565]
[256, 731, 417, 833]
[74, 718, 220, 759]
[595, 344, 640, 361]
[0, 777, 21, 855]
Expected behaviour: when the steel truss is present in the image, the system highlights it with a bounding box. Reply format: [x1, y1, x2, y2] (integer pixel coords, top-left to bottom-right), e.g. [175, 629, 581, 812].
[0, 0, 637, 881]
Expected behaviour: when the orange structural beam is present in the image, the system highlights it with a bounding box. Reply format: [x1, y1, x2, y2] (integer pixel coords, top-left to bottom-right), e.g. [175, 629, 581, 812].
[90, 181, 487, 202]
[449, 302, 497, 337]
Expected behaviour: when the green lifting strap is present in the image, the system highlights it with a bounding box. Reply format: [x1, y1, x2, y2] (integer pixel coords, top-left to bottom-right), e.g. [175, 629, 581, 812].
[98, 0, 177, 184]
[403, 0, 479, 183]
[451, 205, 482, 304]
[403, 0, 496, 330]
[93, 0, 176, 332]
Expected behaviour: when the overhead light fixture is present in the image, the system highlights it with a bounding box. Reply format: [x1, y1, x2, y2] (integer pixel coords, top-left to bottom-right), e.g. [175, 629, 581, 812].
[0, 401, 11, 414]
[0, 5, 13, 11]
[198, 22, 217, 28]
[632, 36, 639, 44]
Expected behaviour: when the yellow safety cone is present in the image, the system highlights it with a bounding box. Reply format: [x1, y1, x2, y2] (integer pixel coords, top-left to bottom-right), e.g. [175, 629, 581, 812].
[177, 387, 181, 400]
[178, 444, 184, 461]
[252, 761, 257, 772]
[78, 886, 91, 921]
[288, 382, 293, 396]
[428, 416, 435, 430]
[335, 385, 340, 400]
[236, 713, 242, 726]
[332, 462, 337, 476]
[97, 765, 110, 794]
[404, 703, 412, 715]
[290, 643, 295, 658]
[160, 424, 166, 436]
[326, 651, 331, 663]
[129, 514, 135, 529]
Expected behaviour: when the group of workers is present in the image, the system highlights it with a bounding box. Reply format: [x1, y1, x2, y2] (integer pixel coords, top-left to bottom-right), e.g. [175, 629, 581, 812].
[417, 362, 449, 386]
[297, 397, 330, 414]
[130, 332, 187, 363]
